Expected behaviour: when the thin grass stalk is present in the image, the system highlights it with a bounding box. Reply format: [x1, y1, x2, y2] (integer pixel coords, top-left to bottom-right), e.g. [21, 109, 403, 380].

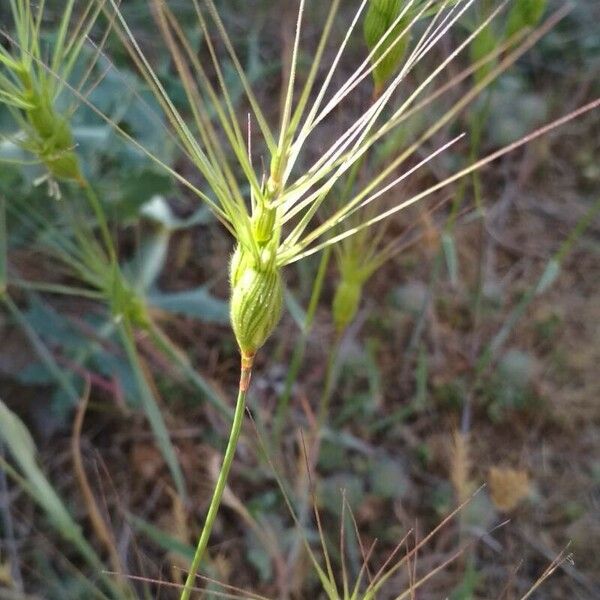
[518, 549, 570, 600]
[71, 385, 132, 595]
[9, 277, 104, 298]
[0, 444, 23, 591]
[80, 177, 116, 264]
[117, 317, 188, 501]
[202, 0, 276, 153]
[0, 411, 121, 599]
[281, 331, 343, 591]
[275, 0, 305, 164]
[317, 333, 343, 432]
[479, 197, 600, 372]
[0, 196, 6, 295]
[146, 317, 233, 419]
[272, 246, 331, 445]
[180, 372, 250, 600]
[152, 3, 245, 207]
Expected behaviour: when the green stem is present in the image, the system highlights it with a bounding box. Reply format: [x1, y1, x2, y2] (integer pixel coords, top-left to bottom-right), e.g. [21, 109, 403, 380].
[80, 177, 116, 264]
[272, 247, 331, 444]
[118, 318, 188, 501]
[0, 195, 6, 294]
[180, 378, 248, 600]
[317, 333, 342, 431]
[146, 318, 233, 419]
[9, 278, 104, 298]
[478, 197, 600, 375]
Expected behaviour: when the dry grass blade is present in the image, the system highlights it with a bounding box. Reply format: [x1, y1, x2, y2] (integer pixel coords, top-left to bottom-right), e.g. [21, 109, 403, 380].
[71, 378, 128, 590]
[519, 547, 574, 600]
[104, 572, 273, 600]
[0, 399, 119, 597]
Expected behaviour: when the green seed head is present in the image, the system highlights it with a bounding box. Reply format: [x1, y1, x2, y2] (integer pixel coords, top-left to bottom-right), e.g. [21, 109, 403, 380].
[251, 204, 277, 245]
[107, 268, 149, 328]
[40, 117, 81, 182]
[332, 278, 363, 334]
[230, 245, 283, 356]
[24, 94, 81, 182]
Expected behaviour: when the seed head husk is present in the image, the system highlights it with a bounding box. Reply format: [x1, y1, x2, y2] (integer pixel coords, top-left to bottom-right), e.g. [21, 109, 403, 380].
[23, 94, 81, 182]
[230, 245, 283, 356]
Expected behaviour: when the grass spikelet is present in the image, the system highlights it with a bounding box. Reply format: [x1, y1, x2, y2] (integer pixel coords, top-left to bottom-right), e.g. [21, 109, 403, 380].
[0, 0, 106, 189]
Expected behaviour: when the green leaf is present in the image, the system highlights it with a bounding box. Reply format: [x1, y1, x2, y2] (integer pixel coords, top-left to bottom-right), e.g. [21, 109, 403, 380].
[505, 0, 548, 39]
[128, 513, 194, 561]
[0, 400, 76, 536]
[469, 23, 498, 85]
[442, 231, 459, 287]
[0, 400, 110, 587]
[368, 455, 409, 500]
[148, 286, 229, 324]
[283, 286, 307, 330]
[363, 0, 411, 96]
[536, 258, 560, 295]
[140, 195, 211, 230]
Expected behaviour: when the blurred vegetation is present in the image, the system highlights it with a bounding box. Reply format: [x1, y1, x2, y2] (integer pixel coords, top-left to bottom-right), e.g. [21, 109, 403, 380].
[0, 1, 599, 599]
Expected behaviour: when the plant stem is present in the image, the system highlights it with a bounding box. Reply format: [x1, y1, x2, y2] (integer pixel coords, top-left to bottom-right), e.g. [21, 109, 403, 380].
[284, 333, 342, 580]
[273, 247, 331, 444]
[79, 177, 116, 264]
[147, 318, 233, 419]
[118, 318, 188, 501]
[0, 196, 6, 295]
[180, 357, 251, 600]
[468, 196, 600, 406]
[316, 333, 342, 431]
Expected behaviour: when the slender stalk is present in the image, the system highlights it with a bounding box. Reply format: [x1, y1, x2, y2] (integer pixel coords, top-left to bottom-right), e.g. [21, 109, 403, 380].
[0, 196, 6, 294]
[317, 333, 343, 431]
[79, 176, 116, 264]
[0, 443, 23, 591]
[146, 317, 233, 419]
[8, 278, 104, 298]
[479, 197, 600, 371]
[284, 333, 342, 580]
[273, 247, 331, 444]
[118, 317, 188, 501]
[180, 355, 252, 600]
